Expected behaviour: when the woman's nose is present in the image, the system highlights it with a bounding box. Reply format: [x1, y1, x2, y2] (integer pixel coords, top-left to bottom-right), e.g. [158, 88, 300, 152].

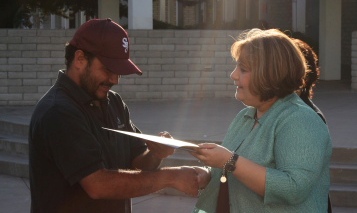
[230, 67, 239, 80]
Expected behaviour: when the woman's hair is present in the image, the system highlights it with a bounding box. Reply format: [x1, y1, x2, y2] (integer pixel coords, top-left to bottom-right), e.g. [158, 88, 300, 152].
[231, 28, 306, 101]
[65, 43, 95, 69]
[293, 38, 320, 99]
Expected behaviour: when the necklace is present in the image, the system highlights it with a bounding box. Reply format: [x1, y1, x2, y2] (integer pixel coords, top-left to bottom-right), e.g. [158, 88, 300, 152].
[254, 111, 259, 122]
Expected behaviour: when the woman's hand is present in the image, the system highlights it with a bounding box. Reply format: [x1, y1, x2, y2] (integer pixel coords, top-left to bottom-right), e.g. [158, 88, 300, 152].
[191, 143, 232, 169]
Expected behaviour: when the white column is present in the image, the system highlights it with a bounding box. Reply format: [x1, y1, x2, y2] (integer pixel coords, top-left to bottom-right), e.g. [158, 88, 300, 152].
[352, 32, 357, 90]
[61, 11, 69, 29]
[160, 0, 166, 21]
[319, 0, 341, 80]
[98, 0, 120, 24]
[79, 11, 86, 26]
[225, 0, 236, 22]
[246, 0, 251, 20]
[50, 15, 56, 29]
[128, 0, 153, 29]
[292, 0, 306, 33]
[259, 0, 268, 21]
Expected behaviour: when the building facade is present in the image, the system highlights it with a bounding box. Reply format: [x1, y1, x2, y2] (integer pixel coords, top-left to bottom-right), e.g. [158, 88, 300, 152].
[32, 0, 344, 74]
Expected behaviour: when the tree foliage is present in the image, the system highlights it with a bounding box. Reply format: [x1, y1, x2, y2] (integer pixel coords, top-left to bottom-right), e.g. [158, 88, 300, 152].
[14, 0, 98, 28]
[0, 0, 131, 28]
[0, 0, 30, 28]
[17, 0, 98, 18]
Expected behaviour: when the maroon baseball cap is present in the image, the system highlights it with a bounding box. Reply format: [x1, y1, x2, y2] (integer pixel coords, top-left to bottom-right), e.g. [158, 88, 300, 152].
[69, 18, 142, 75]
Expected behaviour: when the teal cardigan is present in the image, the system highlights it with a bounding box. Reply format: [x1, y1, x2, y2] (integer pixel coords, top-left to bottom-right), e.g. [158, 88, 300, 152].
[194, 93, 332, 213]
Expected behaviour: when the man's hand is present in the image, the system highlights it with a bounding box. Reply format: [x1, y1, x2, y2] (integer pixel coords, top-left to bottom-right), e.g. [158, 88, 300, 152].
[193, 166, 211, 189]
[145, 131, 175, 159]
[163, 166, 200, 197]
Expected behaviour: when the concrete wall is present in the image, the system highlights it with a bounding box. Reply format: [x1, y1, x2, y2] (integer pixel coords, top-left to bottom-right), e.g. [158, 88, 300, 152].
[342, 0, 357, 80]
[352, 31, 357, 91]
[0, 29, 241, 106]
[266, 0, 292, 30]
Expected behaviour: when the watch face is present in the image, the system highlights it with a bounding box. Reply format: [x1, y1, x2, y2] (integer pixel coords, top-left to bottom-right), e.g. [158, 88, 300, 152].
[226, 164, 236, 172]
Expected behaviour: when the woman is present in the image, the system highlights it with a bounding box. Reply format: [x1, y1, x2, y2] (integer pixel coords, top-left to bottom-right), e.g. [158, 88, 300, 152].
[192, 29, 332, 212]
[293, 38, 332, 213]
[293, 38, 326, 123]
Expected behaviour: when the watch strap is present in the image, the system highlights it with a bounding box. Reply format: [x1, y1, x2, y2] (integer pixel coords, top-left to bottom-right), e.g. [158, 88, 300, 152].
[220, 152, 239, 183]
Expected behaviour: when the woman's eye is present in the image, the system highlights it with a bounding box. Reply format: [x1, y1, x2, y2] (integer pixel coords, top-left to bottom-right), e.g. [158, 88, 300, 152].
[239, 66, 248, 73]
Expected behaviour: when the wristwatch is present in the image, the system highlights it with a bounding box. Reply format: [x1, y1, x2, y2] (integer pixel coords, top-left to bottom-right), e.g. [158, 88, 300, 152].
[224, 153, 239, 173]
[220, 152, 239, 183]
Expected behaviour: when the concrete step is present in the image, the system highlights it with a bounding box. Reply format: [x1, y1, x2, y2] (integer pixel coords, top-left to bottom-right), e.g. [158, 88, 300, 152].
[332, 207, 357, 213]
[0, 133, 28, 156]
[0, 132, 356, 173]
[330, 184, 357, 208]
[0, 151, 28, 178]
[330, 163, 357, 185]
[0, 119, 29, 138]
[1, 119, 357, 207]
[331, 147, 357, 164]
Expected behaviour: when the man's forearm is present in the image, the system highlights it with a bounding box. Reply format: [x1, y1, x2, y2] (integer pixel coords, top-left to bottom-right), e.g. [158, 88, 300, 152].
[132, 150, 163, 171]
[80, 167, 199, 200]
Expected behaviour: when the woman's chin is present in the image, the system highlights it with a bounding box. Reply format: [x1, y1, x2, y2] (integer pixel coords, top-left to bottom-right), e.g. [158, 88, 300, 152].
[235, 93, 243, 101]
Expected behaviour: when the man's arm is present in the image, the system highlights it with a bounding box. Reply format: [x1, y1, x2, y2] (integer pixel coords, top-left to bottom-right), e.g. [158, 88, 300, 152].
[132, 131, 175, 171]
[131, 149, 163, 171]
[80, 167, 199, 200]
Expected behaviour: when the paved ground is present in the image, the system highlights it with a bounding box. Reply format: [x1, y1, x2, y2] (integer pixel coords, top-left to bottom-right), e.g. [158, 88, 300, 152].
[0, 174, 198, 213]
[0, 80, 356, 212]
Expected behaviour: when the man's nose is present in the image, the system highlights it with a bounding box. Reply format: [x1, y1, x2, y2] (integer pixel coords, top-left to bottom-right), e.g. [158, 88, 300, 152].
[109, 73, 119, 85]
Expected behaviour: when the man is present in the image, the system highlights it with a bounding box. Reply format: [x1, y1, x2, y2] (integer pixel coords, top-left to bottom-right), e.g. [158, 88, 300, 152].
[29, 18, 203, 213]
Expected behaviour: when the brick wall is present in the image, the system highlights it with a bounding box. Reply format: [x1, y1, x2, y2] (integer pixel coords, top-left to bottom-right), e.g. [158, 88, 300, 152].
[0, 29, 241, 106]
[352, 31, 357, 91]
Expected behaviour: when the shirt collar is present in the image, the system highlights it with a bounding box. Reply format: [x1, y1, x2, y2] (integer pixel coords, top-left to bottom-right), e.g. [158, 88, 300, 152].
[243, 93, 298, 123]
[56, 70, 109, 106]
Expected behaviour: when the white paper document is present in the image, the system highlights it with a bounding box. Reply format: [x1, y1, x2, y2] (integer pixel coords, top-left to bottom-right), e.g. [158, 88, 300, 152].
[102, 127, 199, 152]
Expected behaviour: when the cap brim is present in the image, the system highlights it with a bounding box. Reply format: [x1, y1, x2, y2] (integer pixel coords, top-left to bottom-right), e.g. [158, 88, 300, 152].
[97, 56, 142, 76]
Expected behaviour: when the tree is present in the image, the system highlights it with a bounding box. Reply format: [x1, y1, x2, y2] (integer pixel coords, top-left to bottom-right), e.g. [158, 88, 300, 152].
[16, 0, 98, 28]
[0, 0, 28, 28]
[2, 0, 129, 29]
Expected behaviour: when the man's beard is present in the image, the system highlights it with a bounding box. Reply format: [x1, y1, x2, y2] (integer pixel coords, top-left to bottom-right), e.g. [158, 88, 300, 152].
[79, 65, 112, 100]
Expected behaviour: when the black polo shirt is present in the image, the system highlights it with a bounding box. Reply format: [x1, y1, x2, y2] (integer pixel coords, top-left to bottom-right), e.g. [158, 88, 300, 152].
[29, 70, 147, 213]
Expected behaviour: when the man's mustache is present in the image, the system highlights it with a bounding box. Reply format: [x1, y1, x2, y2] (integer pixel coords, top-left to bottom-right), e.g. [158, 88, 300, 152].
[101, 83, 114, 88]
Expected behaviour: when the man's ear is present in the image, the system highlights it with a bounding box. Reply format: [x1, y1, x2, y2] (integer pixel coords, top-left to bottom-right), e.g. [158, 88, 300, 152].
[66, 50, 88, 85]
[73, 50, 88, 70]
